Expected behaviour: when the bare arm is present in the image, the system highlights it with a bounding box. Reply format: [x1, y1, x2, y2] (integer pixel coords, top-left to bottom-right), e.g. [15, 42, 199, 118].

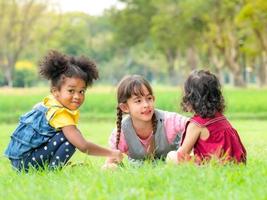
[178, 122, 201, 155]
[62, 125, 123, 161]
[104, 129, 127, 165]
[166, 122, 201, 164]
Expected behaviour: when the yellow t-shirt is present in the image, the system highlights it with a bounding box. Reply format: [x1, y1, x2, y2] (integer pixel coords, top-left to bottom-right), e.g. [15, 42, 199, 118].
[43, 95, 80, 129]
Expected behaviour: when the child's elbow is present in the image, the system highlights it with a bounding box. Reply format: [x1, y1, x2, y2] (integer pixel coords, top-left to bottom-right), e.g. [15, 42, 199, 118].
[77, 143, 89, 153]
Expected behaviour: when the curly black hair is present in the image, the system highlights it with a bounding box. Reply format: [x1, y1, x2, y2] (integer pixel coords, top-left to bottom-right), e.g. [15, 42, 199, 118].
[181, 70, 225, 118]
[39, 50, 99, 89]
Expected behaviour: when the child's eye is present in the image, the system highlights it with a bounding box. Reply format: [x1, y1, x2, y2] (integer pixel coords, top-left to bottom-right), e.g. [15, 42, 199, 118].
[68, 89, 75, 94]
[80, 90, 85, 94]
[146, 96, 153, 101]
[134, 99, 141, 103]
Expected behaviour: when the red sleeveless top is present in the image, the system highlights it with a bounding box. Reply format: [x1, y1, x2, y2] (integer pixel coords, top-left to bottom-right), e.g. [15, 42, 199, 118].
[181, 113, 246, 164]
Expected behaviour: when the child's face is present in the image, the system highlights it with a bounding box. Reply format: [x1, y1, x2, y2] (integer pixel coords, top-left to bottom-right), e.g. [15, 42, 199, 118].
[53, 77, 86, 110]
[120, 85, 155, 123]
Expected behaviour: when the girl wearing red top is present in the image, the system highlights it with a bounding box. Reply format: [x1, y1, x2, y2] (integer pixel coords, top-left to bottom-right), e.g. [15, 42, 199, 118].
[167, 70, 246, 164]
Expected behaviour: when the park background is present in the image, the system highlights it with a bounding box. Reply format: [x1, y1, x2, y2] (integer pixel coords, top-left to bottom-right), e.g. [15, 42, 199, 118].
[0, 0, 266, 199]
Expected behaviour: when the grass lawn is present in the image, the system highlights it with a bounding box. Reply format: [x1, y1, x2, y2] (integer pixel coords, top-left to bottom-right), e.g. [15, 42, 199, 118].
[0, 119, 266, 200]
[1, 87, 267, 123]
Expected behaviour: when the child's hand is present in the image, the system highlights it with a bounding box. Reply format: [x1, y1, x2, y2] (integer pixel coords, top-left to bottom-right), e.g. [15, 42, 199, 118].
[177, 150, 192, 162]
[166, 150, 179, 164]
[101, 163, 118, 171]
[111, 149, 124, 163]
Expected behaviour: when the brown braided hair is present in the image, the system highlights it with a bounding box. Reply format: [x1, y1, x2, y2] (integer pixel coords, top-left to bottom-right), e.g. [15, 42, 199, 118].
[147, 113, 158, 159]
[115, 75, 157, 151]
[116, 106, 123, 149]
[152, 113, 157, 134]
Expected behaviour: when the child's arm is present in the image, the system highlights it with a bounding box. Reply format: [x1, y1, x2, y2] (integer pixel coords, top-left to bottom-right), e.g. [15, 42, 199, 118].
[166, 122, 201, 164]
[102, 130, 128, 170]
[62, 125, 123, 162]
[179, 122, 201, 154]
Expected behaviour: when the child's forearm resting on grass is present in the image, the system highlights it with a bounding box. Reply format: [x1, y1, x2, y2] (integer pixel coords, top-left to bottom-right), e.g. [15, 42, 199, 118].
[62, 125, 123, 162]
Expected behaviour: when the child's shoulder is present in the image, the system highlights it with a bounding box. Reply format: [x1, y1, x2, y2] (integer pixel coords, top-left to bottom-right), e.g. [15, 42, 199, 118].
[190, 115, 208, 127]
[155, 109, 189, 121]
[187, 121, 203, 131]
[191, 113, 225, 126]
[155, 109, 178, 117]
[43, 95, 62, 108]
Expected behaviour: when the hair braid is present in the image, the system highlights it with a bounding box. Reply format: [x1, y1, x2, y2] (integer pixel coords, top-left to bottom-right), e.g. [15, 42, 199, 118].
[116, 106, 123, 149]
[152, 113, 157, 134]
[147, 113, 157, 159]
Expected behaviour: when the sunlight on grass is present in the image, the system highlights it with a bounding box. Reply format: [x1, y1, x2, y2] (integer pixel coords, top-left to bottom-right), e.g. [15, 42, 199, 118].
[0, 119, 266, 199]
[0, 87, 266, 199]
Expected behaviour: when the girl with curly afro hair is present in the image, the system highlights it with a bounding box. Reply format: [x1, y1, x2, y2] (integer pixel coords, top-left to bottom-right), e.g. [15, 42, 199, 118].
[5, 50, 123, 172]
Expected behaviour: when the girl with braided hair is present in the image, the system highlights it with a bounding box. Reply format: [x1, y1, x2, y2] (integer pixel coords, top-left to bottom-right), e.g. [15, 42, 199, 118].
[102, 75, 188, 169]
[5, 50, 123, 172]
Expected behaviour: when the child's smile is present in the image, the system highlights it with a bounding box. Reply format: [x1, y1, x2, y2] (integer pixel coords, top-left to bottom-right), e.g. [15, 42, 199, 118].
[141, 109, 153, 116]
[53, 77, 86, 110]
[125, 85, 155, 122]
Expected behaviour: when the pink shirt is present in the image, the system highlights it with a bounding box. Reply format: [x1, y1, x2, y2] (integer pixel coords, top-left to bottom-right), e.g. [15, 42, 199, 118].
[109, 111, 188, 154]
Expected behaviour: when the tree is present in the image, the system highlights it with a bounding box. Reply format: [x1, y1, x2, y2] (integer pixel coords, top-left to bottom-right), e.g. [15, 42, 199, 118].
[0, 0, 54, 87]
[236, 0, 267, 86]
[203, 0, 247, 86]
[110, 0, 209, 84]
[150, 0, 208, 82]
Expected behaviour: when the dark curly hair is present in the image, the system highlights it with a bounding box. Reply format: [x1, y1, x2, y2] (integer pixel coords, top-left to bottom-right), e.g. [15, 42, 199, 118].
[181, 70, 225, 118]
[39, 50, 99, 89]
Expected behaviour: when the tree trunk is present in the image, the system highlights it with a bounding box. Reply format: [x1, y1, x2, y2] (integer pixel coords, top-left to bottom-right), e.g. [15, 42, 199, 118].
[259, 52, 267, 87]
[232, 68, 245, 87]
[165, 49, 177, 85]
[0, 1, 52, 88]
[252, 28, 267, 86]
[3, 64, 13, 87]
[225, 56, 245, 87]
[224, 33, 245, 87]
[211, 51, 224, 84]
[186, 46, 198, 71]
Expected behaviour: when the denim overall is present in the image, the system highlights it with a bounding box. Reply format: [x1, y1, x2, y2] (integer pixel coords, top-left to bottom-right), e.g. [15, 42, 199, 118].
[4, 104, 75, 171]
[122, 109, 181, 164]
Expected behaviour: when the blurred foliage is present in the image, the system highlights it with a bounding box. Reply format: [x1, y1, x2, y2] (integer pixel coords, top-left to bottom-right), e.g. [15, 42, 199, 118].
[13, 61, 37, 87]
[0, 0, 267, 87]
[13, 69, 37, 87]
[0, 87, 266, 123]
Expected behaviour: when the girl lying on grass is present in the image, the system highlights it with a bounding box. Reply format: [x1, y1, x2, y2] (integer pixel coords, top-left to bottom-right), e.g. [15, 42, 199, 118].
[102, 75, 188, 169]
[167, 70, 246, 165]
[4, 50, 123, 172]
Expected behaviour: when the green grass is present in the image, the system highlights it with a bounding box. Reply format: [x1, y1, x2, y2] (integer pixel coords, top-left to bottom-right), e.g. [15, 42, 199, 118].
[0, 86, 267, 123]
[0, 87, 266, 199]
[0, 120, 267, 200]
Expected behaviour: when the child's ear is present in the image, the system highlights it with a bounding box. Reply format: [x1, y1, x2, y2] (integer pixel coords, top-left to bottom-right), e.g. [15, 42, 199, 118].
[119, 103, 129, 113]
[51, 87, 59, 97]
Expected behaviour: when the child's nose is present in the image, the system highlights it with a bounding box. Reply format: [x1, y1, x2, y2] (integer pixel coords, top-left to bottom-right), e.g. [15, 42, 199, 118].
[74, 92, 81, 99]
[143, 100, 149, 107]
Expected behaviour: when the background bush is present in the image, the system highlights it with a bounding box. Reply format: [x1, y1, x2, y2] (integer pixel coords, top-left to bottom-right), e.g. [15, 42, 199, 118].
[0, 87, 266, 123]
